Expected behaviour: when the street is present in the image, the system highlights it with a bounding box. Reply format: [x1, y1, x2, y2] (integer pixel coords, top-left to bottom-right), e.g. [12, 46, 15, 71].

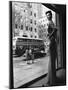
[13, 54, 50, 88]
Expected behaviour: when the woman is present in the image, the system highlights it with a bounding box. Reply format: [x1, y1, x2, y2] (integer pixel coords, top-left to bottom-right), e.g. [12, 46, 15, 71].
[46, 11, 57, 86]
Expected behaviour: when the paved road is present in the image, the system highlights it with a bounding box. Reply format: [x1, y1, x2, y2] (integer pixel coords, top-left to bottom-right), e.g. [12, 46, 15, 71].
[13, 55, 50, 88]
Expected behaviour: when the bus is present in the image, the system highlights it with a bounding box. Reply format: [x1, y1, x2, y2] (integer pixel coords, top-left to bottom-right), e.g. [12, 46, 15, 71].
[13, 36, 46, 56]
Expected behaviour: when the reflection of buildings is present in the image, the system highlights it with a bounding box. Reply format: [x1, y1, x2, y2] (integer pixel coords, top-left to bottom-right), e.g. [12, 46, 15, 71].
[38, 17, 48, 39]
[12, 2, 42, 39]
[12, 2, 56, 40]
[12, 2, 56, 54]
[12, 2, 56, 53]
[38, 5, 56, 39]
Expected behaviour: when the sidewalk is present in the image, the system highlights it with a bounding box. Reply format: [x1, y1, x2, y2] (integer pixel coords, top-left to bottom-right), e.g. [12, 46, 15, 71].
[13, 56, 50, 88]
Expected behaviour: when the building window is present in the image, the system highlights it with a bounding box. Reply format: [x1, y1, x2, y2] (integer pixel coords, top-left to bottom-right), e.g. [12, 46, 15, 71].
[34, 13, 36, 17]
[30, 11, 32, 15]
[31, 35, 33, 38]
[30, 27, 32, 31]
[30, 4, 32, 8]
[24, 10, 25, 12]
[19, 26, 20, 29]
[21, 25, 23, 30]
[34, 20, 36, 25]
[28, 3, 32, 8]
[26, 26, 28, 30]
[35, 28, 37, 32]
[15, 24, 17, 29]
[30, 19, 32, 23]
[35, 36, 37, 38]
[23, 35, 28, 37]
[44, 24, 46, 27]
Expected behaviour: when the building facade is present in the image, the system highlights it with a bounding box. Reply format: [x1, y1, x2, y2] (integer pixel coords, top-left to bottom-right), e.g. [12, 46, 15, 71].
[12, 2, 42, 39]
[12, 2, 56, 39]
[12, 2, 56, 53]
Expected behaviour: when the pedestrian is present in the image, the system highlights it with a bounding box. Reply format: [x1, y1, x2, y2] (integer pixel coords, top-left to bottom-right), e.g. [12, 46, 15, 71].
[25, 49, 30, 64]
[29, 47, 32, 64]
[45, 11, 57, 86]
[28, 47, 34, 64]
[31, 48, 34, 63]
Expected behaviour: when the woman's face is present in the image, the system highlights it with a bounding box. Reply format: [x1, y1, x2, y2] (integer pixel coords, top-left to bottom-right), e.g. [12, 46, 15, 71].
[46, 13, 52, 20]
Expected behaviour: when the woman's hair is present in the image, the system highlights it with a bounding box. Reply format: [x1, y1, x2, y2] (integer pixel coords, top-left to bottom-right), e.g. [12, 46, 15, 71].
[45, 11, 52, 16]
